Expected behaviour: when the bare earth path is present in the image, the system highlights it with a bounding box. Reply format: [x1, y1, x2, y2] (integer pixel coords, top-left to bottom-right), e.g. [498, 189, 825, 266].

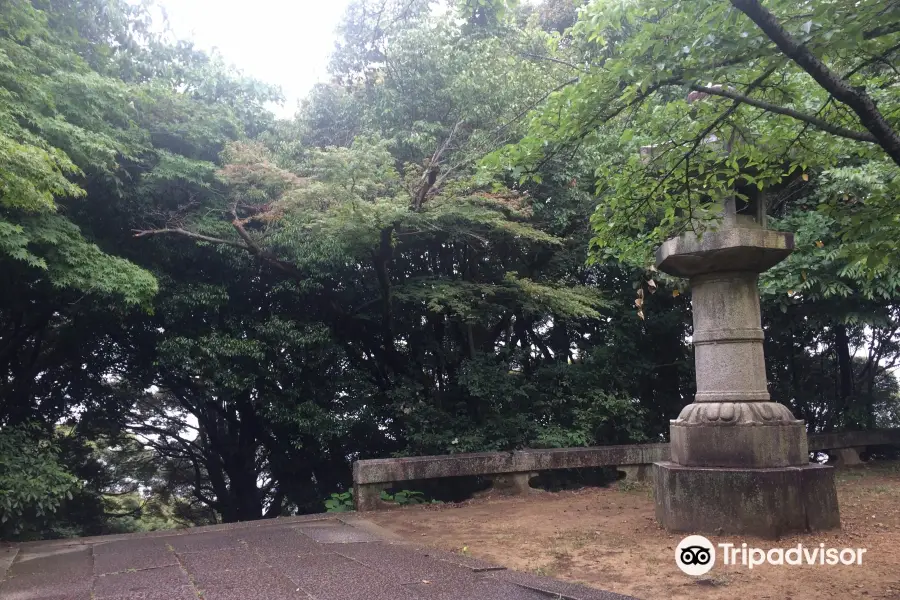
[370, 462, 900, 600]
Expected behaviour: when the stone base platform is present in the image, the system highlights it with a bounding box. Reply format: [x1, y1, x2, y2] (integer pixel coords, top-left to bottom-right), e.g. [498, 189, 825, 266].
[653, 461, 840, 538]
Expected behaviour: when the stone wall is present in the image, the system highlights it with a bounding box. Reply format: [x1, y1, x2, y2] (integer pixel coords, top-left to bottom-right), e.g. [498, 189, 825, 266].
[353, 444, 669, 485]
[353, 430, 900, 511]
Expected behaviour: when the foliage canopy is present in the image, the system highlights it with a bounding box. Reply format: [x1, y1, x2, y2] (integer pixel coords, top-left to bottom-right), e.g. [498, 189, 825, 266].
[1, 0, 899, 539]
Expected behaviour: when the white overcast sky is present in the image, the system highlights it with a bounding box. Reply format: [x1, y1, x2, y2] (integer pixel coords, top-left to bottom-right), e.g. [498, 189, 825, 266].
[155, 0, 354, 118]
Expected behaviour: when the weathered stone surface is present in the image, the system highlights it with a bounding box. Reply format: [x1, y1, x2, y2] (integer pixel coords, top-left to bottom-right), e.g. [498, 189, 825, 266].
[93, 545, 178, 575]
[832, 447, 865, 466]
[273, 551, 411, 600]
[655, 227, 794, 278]
[0, 544, 16, 583]
[352, 430, 898, 512]
[808, 429, 900, 452]
[298, 523, 383, 544]
[408, 546, 507, 573]
[353, 444, 669, 485]
[93, 537, 170, 556]
[177, 547, 266, 581]
[235, 525, 324, 556]
[488, 472, 536, 495]
[194, 568, 311, 600]
[93, 565, 191, 598]
[651, 217, 843, 535]
[674, 402, 800, 424]
[670, 419, 809, 468]
[0, 572, 93, 599]
[167, 531, 240, 554]
[690, 271, 770, 403]
[8, 545, 93, 579]
[94, 585, 198, 600]
[353, 482, 391, 512]
[404, 576, 553, 600]
[653, 462, 840, 538]
[335, 542, 476, 583]
[492, 569, 637, 599]
[617, 465, 651, 482]
[3, 517, 635, 600]
[515, 445, 669, 471]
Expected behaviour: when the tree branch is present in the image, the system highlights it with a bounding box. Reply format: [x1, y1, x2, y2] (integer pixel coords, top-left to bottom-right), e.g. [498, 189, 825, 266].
[863, 22, 900, 40]
[845, 42, 900, 79]
[518, 52, 588, 72]
[731, 0, 900, 165]
[133, 228, 249, 250]
[413, 121, 463, 209]
[688, 84, 878, 143]
[493, 78, 580, 138]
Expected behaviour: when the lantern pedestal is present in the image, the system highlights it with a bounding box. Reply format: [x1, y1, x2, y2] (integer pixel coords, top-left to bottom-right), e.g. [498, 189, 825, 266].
[653, 462, 840, 537]
[653, 227, 840, 538]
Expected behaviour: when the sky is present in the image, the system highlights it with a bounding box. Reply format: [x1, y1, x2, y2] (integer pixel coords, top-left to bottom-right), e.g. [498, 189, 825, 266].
[155, 0, 354, 118]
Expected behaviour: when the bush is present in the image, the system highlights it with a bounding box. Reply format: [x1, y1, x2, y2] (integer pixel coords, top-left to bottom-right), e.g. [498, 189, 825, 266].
[0, 426, 78, 536]
[324, 490, 354, 512]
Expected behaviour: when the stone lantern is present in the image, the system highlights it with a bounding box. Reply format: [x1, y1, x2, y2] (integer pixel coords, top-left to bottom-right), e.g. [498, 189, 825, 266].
[649, 129, 841, 538]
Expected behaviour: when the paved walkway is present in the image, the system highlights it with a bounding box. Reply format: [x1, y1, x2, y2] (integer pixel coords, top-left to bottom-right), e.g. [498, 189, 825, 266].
[0, 515, 634, 600]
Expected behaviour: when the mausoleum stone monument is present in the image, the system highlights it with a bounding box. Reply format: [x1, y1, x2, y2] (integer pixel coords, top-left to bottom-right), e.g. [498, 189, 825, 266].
[651, 167, 841, 538]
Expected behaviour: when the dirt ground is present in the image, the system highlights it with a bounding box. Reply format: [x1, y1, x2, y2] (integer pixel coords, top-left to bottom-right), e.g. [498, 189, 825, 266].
[370, 462, 900, 600]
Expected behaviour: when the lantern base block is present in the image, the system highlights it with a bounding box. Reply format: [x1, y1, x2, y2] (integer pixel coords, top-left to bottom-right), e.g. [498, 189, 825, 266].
[653, 461, 840, 538]
[670, 406, 809, 468]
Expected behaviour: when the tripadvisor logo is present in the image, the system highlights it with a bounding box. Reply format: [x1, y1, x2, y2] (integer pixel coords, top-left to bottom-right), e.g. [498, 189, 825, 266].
[676, 535, 716, 576]
[675, 535, 868, 575]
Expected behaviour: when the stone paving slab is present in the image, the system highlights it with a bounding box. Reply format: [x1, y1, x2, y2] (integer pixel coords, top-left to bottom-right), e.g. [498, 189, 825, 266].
[167, 531, 242, 554]
[193, 567, 311, 600]
[93, 565, 191, 598]
[9, 545, 93, 578]
[492, 569, 633, 600]
[296, 523, 382, 544]
[96, 586, 198, 600]
[93, 546, 178, 575]
[0, 517, 637, 600]
[179, 546, 268, 579]
[1, 571, 92, 599]
[404, 577, 554, 599]
[0, 544, 17, 579]
[92, 538, 170, 556]
[409, 545, 509, 572]
[243, 529, 325, 560]
[333, 541, 478, 583]
[11, 513, 333, 550]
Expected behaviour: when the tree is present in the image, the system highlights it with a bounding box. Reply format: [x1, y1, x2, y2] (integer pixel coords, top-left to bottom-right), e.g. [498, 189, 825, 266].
[129, 0, 655, 522]
[0, 0, 279, 536]
[0, 426, 76, 538]
[12, 0, 898, 540]
[490, 0, 900, 271]
[493, 0, 900, 432]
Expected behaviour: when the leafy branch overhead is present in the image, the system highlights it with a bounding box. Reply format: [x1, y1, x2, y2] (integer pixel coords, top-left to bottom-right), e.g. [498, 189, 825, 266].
[4, 0, 900, 541]
[487, 0, 900, 270]
[133, 132, 600, 323]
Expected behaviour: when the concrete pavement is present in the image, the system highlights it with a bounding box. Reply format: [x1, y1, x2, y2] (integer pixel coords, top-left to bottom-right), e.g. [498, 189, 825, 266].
[0, 515, 634, 600]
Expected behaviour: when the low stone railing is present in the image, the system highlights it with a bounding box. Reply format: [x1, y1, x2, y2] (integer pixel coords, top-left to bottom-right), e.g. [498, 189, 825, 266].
[353, 430, 900, 511]
[808, 429, 900, 465]
[353, 443, 668, 511]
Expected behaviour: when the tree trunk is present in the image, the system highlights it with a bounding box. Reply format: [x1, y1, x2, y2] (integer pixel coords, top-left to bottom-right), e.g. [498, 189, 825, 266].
[834, 324, 855, 425]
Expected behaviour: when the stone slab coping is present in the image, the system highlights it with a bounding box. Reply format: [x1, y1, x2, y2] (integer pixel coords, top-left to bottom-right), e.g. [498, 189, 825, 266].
[354, 430, 900, 486]
[808, 429, 900, 453]
[353, 443, 670, 485]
